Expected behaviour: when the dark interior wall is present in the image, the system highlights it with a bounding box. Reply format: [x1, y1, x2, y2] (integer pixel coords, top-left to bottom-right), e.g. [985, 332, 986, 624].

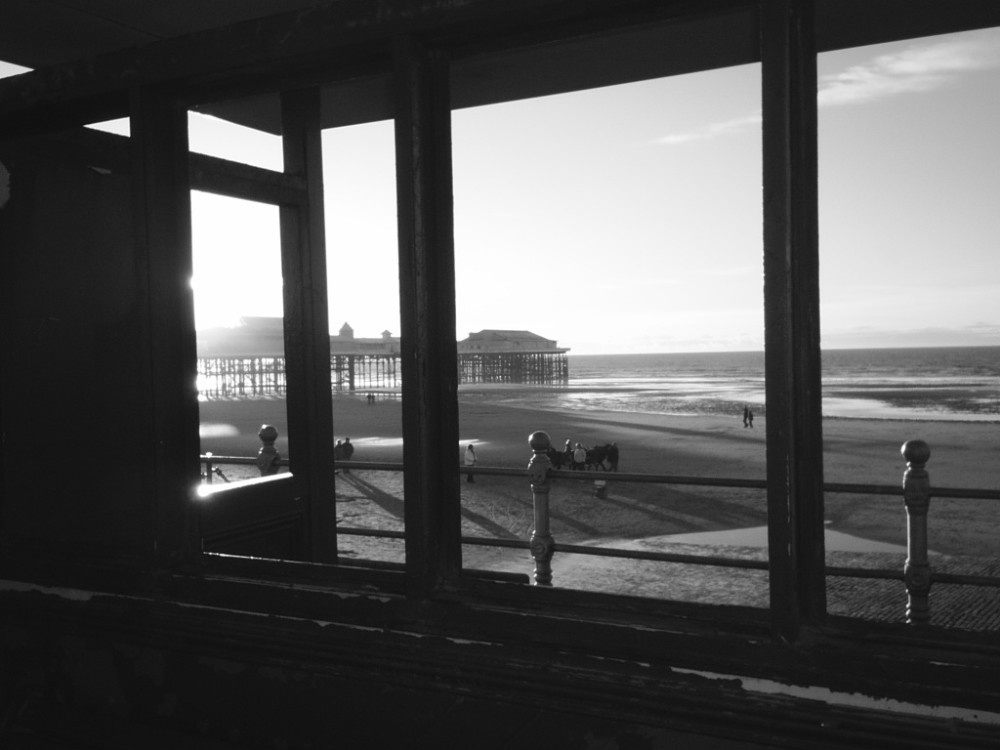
[0, 591, 775, 750]
[0, 137, 153, 559]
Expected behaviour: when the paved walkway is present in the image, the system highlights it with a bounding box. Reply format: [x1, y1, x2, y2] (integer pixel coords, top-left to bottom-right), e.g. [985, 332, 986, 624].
[459, 542, 1000, 632]
[826, 553, 1000, 630]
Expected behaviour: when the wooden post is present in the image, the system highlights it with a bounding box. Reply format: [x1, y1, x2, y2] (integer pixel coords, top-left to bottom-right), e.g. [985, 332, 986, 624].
[901, 440, 932, 625]
[528, 431, 555, 587]
[394, 35, 463, 598]
[761, 0, 826, 640]
[280, 86, 336, 563]
[257, 424, 280, 476]
[130, 85, 201, 566]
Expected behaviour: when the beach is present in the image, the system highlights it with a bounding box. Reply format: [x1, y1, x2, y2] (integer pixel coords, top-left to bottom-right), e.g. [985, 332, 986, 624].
[199, 390, 1000, 625]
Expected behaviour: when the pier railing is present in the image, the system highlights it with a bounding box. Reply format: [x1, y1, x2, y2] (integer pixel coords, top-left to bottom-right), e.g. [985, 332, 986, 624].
[199, 426, 1000, 628]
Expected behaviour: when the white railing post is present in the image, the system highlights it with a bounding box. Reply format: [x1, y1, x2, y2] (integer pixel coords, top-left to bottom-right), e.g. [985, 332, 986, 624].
[901, 439, 932, 625]
[257, 424, 280, 476]
[528, 431, 554, 586]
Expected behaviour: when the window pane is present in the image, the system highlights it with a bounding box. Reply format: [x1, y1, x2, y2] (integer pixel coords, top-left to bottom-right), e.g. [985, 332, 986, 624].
[818, 27, 1000, 629]
[452, 62, 767, 605]
[323, 119, 405, 565]
[193, 192, 289, 487]
[188, 110, 282, 171]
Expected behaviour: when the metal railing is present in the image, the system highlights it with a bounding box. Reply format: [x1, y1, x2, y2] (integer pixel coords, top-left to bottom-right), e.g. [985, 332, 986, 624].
[200, 424, 1000, 626]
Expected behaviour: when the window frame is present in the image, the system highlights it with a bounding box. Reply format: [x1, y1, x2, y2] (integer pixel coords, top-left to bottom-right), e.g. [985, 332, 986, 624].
[2, 0, 998, 658]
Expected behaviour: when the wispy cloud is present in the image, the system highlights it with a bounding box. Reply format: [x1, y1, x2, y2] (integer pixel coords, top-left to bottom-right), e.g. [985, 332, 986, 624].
[817, 33, 1000, 107]
[654, 31, 1000, 145]
[654, 113, 761, 145]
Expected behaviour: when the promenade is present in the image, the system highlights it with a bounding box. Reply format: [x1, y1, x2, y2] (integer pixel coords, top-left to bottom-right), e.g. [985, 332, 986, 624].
[199, 392, 1000, 631]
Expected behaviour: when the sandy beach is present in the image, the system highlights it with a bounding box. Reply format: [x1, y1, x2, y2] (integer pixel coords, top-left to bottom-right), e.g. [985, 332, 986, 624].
[199, 390, 1000, 624]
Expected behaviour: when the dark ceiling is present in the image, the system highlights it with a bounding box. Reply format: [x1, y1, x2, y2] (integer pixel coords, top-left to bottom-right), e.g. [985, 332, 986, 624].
[0, 0, 326, 69]
[3, 0, 999, 133]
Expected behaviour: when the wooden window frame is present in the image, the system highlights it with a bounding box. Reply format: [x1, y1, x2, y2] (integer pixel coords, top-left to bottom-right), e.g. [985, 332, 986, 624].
[2, 1, 998, 692]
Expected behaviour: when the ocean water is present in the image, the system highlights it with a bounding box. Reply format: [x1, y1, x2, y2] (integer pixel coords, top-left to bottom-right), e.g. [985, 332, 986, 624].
[496, 347, 1000, 422]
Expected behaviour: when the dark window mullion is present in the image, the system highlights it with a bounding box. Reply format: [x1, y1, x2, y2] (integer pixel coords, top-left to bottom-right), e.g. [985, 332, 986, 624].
[761, 0, 826, 640]
[130, 85, 201, 566]
[393, 36, 463, 599]
[279, 87, 337, 563]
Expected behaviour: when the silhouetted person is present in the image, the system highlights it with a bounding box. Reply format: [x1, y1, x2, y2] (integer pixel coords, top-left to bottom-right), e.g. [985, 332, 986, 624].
[747, 410, 754, 428]
[343, 437, 354, 471]
[573, 443, 587, 471]
[743, 405, 749, 428]
[464, 443, 477, 482]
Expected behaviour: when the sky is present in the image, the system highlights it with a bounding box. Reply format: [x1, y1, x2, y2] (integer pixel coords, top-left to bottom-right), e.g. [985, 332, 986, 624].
[3, 25, 999, 355]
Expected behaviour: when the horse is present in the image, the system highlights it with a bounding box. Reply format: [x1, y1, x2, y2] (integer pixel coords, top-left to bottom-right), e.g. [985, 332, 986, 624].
[546, 446, 568, 470]
[585, 443, 612, 471]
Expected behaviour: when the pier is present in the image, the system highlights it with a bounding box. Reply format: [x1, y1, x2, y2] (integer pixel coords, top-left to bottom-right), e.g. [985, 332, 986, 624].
[196, 318, 568, 396]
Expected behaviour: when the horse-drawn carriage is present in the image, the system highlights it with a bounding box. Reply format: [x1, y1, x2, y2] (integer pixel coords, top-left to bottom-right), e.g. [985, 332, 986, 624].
[546, 441, 619, 472]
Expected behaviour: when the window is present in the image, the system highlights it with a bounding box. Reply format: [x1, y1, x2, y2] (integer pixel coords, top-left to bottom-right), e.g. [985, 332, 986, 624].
[451, 63, 768, 604]
[818, 28, 1000, 629]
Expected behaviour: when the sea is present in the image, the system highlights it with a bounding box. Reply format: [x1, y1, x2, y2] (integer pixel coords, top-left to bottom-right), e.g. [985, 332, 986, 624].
[495, 346, 1000, 422]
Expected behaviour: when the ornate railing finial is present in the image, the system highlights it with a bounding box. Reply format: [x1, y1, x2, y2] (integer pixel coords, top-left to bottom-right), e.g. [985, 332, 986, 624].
[257, 424, 280, 476]
[901, 439, 932, 625]
[528, 431, 554, 586]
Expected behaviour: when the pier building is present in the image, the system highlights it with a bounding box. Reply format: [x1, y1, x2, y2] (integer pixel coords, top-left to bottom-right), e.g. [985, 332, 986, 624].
[197, 318, 567, 395]
[458, 330, 569, 385]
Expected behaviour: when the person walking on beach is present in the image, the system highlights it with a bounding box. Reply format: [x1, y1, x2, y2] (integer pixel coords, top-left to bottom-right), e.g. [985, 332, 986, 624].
[743, 405, 749, 428]
[464, 443, 477, 483]
[747, 410, 754, 428]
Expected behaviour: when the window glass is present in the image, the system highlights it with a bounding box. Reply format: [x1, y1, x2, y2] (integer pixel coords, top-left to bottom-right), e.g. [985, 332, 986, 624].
[323, 119, 405, 565]
[452, 64, 768, 604]
[817, 27, 1000, 628]
[193, 192, 289, 487]
[188, 111, 282, 170]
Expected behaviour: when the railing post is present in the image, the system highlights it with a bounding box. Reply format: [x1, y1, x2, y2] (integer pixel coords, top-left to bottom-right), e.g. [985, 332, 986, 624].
[205, 452, 214, 484]
[528, 431, 555, 586]
[901, 439, 932, 625]
[257, 424, 280, 476]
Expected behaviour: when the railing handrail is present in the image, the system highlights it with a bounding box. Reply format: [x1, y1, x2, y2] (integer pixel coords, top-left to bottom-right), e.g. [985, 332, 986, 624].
[198, 427, 1000, 624]
[198, 454, 1000, 501]
[330, 524, 1000, 591]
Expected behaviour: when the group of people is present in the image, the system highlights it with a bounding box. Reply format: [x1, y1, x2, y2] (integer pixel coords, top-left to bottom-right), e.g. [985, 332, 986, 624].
[464, 439, 621, 483]
[334, 437, 354, 471]
[555, 439, 619, 472]
[742, 405, 755, 428]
